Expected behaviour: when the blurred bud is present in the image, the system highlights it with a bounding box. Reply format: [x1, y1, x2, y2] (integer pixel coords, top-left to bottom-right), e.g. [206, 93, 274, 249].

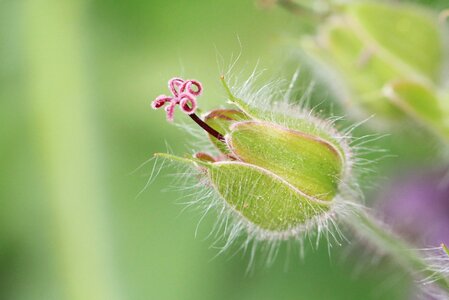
[300, 1, 449, 139]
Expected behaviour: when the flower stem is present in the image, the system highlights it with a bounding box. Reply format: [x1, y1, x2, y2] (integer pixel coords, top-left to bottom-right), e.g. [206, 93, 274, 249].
[23, 1, 119, 299]
[189, 113, 225, 142]
[344, 207, 449, 294]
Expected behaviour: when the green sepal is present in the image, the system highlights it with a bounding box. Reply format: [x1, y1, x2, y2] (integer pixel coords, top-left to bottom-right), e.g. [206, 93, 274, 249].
[208, 161, 330, 232]
[153, 152, 211, 167]
[203, 109, 248, 154]
[221, 77, 346, 157]
[385, 80, 449, 139]
[227, 121, 343, 201]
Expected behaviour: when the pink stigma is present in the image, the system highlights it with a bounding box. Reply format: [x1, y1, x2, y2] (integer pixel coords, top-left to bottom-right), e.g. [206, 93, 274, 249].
[152, 77, 202, 122]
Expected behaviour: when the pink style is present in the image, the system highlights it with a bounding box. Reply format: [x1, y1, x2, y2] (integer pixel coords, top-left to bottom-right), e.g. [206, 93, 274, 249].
[151, 77, 203, 122]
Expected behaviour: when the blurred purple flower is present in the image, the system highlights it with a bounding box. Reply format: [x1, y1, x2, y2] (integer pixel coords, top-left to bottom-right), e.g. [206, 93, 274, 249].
[377, 169, 449, 247]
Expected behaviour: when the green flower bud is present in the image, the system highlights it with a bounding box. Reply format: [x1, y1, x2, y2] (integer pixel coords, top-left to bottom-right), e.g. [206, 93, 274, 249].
[300, 1, 449, 137]
[153, 77, 353, 240]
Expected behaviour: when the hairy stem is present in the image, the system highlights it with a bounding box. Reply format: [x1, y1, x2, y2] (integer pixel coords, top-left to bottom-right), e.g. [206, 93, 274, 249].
[344, 207, 449, 294]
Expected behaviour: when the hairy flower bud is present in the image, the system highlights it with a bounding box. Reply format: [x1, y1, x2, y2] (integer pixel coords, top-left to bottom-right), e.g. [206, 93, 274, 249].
[152, 76, 353, 242]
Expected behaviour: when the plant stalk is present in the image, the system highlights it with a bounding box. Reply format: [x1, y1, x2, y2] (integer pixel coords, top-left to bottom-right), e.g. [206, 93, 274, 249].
[23, 1, 120, 299]
[344, 207, 449, 294]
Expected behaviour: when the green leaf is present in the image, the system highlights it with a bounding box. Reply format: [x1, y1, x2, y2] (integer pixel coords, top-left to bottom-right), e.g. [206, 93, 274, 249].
[208, 161, 330, 232]
[227, 121, 343, 201]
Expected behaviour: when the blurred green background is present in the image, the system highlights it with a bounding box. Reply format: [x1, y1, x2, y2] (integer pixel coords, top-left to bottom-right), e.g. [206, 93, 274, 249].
[1, 0, 447, 299]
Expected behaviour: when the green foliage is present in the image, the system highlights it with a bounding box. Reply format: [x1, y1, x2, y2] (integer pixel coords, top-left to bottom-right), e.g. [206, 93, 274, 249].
[5, 0, 449, 299]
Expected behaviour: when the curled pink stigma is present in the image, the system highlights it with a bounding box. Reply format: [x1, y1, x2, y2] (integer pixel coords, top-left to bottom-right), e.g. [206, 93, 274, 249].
[151, 77, 225, 142]
[152, 77, 203, 122]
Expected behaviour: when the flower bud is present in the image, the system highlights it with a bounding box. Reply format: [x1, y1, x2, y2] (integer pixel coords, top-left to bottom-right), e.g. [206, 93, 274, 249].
[153, 77, 352, 240]
[205, 120, 344, 233]
[300, 1, 448, 134]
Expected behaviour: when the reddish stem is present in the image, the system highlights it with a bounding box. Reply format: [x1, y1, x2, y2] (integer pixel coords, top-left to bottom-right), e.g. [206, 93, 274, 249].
[189, 113, 225, 142]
